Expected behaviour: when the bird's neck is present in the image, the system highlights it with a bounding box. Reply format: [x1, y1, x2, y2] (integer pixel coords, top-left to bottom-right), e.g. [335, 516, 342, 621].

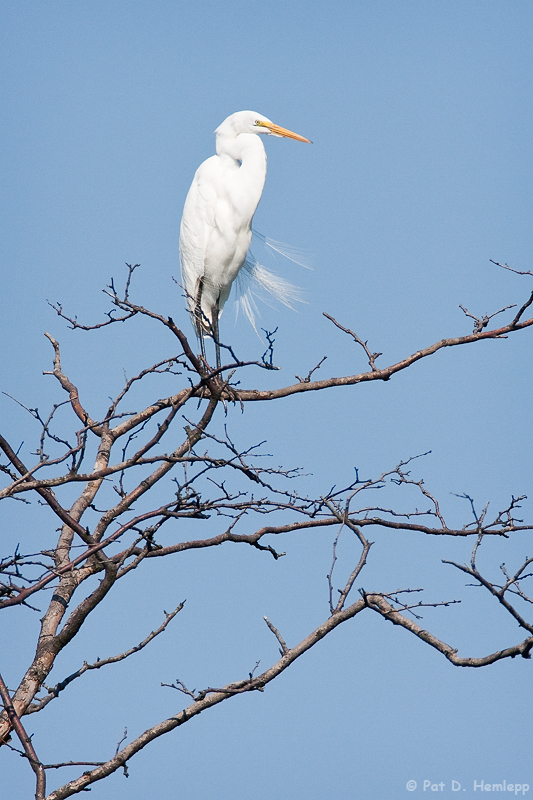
[213, 133, 266, 222]
[217, 132, 266, 176]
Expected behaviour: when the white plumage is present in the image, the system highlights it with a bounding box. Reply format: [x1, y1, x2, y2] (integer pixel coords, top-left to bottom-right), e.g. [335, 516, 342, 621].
[179, 110, 311, 366]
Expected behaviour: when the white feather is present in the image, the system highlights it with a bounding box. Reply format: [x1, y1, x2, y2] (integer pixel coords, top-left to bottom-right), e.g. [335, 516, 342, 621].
[234, 247, 307, 332]
[252, 230, 313, 270]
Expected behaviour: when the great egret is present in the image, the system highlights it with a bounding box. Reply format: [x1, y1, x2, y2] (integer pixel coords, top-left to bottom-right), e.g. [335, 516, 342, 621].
[179, 110, 311, 368]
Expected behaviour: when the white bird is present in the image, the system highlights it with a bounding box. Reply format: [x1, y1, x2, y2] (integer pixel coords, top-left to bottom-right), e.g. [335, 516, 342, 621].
[179, 110, 311, 368]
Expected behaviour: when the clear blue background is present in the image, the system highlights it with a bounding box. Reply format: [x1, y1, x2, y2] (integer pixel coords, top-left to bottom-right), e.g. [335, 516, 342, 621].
[1, 2, 532, 798]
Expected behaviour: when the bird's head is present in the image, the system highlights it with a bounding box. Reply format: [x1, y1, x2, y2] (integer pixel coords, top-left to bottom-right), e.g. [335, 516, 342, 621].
[216, 111, 311, 143]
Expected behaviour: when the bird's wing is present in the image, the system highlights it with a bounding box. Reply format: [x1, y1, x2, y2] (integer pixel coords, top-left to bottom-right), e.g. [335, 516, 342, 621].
[179, 156, 220, 311]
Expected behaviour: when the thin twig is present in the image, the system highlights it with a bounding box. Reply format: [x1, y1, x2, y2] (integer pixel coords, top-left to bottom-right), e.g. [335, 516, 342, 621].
[263, 616, 289, 655]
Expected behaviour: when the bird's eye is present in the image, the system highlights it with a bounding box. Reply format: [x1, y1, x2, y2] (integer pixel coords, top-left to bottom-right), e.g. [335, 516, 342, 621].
[255, 120, 261, 125]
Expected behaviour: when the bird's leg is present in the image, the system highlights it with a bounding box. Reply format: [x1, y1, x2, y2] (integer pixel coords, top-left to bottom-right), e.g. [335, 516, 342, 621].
[212, 298, 221, 371]
[199, 332, 207, 361]
[194, 279, 209, 365]
[194, 280, 204, 335]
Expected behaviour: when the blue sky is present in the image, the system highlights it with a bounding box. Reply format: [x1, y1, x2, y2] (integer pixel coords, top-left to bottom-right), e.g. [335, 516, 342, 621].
[1, 2, 533, 798]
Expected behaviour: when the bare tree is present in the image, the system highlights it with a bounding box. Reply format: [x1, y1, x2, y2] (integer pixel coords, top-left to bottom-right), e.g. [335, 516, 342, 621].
[1, 263, 533, 800]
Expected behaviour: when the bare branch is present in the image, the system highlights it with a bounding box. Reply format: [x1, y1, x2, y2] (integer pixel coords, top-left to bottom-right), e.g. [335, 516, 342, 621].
[443, 557, 533, 636]
[295, 355, 327, 383]
[235, 302, 533, 402]
[0, 671, 46, 799]
[366, 593, 533, 665]
[2, 265, 532, 796]
[44, 585, 533, 798]
[29, 605, 184, 714]
[263, 616, 289, 655]
[323, 312, 382, 371]
[459, 302, 516, 333]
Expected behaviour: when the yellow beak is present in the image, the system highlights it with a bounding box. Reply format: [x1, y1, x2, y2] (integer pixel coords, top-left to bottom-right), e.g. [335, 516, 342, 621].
[257, 120, 312, 143]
